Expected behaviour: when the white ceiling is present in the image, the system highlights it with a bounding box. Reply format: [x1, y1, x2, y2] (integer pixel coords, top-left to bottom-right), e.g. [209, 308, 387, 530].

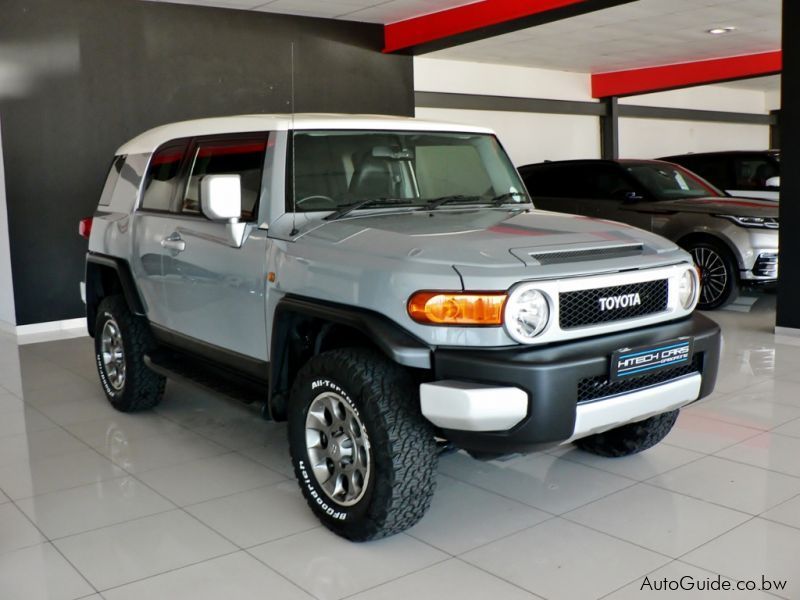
[430, 0, 780, 74]
[142, 0, 781, 77]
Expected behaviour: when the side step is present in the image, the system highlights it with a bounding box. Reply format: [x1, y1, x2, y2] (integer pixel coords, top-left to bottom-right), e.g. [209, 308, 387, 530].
[144, 349, 268, 406]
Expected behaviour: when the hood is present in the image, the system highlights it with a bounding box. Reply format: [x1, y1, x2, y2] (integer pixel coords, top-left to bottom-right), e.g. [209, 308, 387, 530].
[630, 196, 778, 217]
[295, 208, 678, 269]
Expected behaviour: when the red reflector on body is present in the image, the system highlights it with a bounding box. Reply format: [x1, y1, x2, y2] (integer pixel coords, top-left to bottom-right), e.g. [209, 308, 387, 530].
[79, 217, 93, 239]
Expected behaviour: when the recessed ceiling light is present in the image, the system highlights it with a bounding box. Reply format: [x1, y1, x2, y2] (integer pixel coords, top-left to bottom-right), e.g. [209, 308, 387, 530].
[707, 26, 737, 35]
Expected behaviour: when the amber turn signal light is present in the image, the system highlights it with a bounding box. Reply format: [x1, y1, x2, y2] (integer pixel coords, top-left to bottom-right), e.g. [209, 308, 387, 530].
[408, 291, 507, 325]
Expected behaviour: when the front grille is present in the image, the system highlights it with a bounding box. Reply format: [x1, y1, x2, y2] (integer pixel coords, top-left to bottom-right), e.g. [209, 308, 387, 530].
[529, 244, 643, 265]
[559, 279, 668, 329]
[577, 355, 702, 404]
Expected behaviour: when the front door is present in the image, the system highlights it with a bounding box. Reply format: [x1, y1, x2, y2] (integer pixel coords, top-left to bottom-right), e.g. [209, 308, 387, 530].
[158, 134, 271, 362]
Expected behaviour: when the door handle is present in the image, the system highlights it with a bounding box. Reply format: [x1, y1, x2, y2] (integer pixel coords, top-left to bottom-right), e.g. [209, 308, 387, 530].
[160, 234, 185, 252]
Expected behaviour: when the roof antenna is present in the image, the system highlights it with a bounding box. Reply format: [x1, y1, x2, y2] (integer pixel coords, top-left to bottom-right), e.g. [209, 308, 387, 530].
[289, 42, 299, 237]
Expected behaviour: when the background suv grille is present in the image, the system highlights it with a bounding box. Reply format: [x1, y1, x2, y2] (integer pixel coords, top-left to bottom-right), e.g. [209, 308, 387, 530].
[577, 355, 702, 404]
[559, 279, 668, 329]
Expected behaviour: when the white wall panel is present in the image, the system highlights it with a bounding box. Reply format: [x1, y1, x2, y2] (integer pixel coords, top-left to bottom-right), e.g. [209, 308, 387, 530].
[619, 118, 770, 159]
[414, 57, 593, 101]
[416, 107, 600, 166]
[620, 84, 768, 113]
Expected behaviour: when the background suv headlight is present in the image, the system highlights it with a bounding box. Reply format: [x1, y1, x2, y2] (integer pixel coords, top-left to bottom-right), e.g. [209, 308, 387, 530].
[678, 267, 698, 310]
[717, 215, 779, 229]
[505, 285, 550, 343]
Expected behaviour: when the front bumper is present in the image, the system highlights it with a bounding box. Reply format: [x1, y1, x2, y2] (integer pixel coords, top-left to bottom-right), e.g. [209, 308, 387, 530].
[423, 313, 720, 454]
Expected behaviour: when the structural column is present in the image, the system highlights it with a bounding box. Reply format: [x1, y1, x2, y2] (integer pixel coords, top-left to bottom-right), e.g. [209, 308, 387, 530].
[776, 0, 799, 330]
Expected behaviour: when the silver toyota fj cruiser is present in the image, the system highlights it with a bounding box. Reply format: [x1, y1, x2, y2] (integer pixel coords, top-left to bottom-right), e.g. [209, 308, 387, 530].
[82, 114, 721, 541]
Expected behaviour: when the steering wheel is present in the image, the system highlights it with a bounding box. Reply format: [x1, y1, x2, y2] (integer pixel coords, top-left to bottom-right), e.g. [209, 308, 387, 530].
[296, 195, 337, 207]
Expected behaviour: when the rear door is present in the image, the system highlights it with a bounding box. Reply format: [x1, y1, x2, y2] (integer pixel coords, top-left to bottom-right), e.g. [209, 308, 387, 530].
[131, 140, 190, 328]
[158, 134, 272, 361]
[519, 164, 579, 214]
[567, 163, 653, 230]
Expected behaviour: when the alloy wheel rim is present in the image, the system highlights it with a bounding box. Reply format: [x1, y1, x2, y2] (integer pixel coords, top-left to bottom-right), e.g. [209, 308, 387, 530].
[100, 319, 126, 391]
[692, 247, 728, 306]
[305, 391, 371, 506]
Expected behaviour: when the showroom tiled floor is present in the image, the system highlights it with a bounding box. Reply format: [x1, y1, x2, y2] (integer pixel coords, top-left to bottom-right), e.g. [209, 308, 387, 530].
[1, 294, 800, 599]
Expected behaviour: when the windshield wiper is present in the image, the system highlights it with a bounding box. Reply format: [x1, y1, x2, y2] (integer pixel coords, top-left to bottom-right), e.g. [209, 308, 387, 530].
[324, 198, 413, 221]
[490, 192, 529, 206]
[422, 195, 486, 210]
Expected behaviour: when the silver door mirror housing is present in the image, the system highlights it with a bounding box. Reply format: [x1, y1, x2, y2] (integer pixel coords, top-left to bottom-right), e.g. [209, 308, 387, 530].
[765, 176, 780, 189]
[200, 174, 242, 222]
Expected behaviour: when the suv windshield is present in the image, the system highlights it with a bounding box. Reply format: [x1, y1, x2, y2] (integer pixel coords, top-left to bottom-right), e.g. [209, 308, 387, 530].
[625, 163, 722, 200]
[289, 130, 529, 213]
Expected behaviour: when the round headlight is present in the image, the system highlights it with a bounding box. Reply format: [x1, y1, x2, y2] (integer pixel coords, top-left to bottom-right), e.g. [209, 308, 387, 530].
[678, 267, 698, 310]
[505, 285, 550, 343]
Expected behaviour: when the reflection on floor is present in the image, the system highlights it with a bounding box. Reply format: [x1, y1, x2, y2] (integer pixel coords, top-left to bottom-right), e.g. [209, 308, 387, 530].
[1, 294, 799, 600]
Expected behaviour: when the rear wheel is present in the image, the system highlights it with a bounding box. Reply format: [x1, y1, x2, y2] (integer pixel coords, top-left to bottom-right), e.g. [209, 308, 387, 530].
[685, 239, 739, 310]
[575, 410, 679, 457]
[94, 296, 165, 412]
[287, 348, 437, 541]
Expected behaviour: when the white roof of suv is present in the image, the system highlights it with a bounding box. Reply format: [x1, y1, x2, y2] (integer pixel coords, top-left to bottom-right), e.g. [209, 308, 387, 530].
[116, 114, 496, 155]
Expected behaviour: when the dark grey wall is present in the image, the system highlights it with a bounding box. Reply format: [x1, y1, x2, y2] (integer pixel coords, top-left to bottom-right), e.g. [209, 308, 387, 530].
[777, 0, 798, 329]
[0, 0, 413, 326]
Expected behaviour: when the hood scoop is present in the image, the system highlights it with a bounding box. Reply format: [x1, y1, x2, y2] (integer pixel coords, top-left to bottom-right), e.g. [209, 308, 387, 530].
[521, 242, 644, 266]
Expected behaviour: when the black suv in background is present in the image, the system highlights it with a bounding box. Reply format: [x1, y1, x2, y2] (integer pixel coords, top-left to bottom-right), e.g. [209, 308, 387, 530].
[660, 151, 780, 201]
[519, 159, 779, 310]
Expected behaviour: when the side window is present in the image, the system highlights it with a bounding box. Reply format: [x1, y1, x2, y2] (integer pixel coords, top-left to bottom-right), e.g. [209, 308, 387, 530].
[141, 141, 189, 211]
[98, 155, 125, 206]
[688, 157, 732, 189]
[581, 165, 636, 200]
[182, 137, 267, 221]
[734, 157, 778, 190]
[523, 166, 577, 198]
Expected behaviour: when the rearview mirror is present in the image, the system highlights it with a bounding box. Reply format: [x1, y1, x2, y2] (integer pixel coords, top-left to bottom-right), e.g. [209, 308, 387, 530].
[200, 174, 242, 222]
[765, 176, 780, 189]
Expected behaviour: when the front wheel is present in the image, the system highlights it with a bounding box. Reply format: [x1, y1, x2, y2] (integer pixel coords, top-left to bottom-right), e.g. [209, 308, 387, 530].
[288, 348, 438, 541]
[686, 240, 739, 310]
[574, 410, 679, 457]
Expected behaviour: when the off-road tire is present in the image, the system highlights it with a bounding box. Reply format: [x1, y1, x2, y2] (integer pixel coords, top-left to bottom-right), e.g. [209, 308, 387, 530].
[574, 409, 679, 457]
[287, 347, 437, 541]
[684, 239, 739, 310]
[94, 295, 165, 412]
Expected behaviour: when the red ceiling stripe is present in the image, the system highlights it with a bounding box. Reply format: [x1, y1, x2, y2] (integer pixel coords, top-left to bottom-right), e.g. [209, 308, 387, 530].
[592, 51, 782, 98]
[384, 0, 587, 53]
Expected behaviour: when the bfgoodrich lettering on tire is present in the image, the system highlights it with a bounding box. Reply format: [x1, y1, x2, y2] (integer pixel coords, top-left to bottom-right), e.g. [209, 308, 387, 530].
[94, 295, 165, 412]
[288, 347, 437, 541]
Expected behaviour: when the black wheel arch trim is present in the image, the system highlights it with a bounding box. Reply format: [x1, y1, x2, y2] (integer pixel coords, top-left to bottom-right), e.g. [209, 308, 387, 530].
[85, 253, 147, 335]
[268, 295, 432, 420]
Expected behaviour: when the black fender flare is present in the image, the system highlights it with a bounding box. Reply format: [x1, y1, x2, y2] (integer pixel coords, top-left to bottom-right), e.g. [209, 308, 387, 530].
[85, 253, 146, 334]
[267, 295, 432, 419]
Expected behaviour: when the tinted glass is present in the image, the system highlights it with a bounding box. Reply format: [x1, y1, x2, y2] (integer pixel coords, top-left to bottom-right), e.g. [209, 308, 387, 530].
[733, 157, 780, 190]
[525, 164, 636, 200]
[625, 163, 721, 200]
[289, 131, 528, 212]
[183, 137, 267, 220]
[98, 155, 125, 206]
[141, 141, 188, 211]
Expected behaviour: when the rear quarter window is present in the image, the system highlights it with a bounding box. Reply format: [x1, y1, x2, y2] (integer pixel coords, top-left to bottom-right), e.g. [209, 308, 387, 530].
[140, 140, 190, 211]
[98, 156, 125, 206]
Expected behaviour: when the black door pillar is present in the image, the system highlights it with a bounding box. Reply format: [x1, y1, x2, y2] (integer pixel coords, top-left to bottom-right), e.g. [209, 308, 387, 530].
[601, 96, 619, 160]
[777, 0, 799, 330]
